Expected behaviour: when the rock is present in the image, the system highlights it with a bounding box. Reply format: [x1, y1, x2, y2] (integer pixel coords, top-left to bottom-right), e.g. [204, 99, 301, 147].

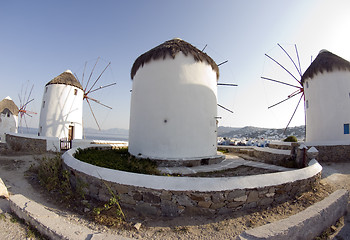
[160, 191, 172, 201]
[161, 200, 179, 217]
[175, 195, 194, 207]
[227, 190, 246, 201]
[210, 202, 225, 210]
[190, 193, 205, 202]
[212, 192, 224, 203]
[133, 222, 142, 231]
[198, 201, 212, 208]
[247, 191, 259, 203]
[0, 178, 9, 199]
[234, 195, 247, 202]
[143, 192, 161, 204]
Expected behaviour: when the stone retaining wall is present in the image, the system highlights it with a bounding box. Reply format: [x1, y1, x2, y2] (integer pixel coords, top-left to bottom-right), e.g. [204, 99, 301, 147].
[6, 134, 46, 153]
[218, 146, 291, 166]
[66, 167, 320, 217]
[306, 144, 350, 162]
[63, 146, 322, 218]
[268, 142, 293, 150]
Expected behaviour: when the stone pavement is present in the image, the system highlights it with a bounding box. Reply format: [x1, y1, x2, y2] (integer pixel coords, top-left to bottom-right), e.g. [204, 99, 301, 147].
[159, 154, 293, 175]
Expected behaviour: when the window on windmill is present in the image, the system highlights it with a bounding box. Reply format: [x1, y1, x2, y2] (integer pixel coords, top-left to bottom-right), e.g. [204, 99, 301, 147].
[344, 124, 350, 134]
[306, 100, 309, 109]
[42, 101, 45, 108]
[45, 87, 48, 93]
[74, 89, 77, 95]
[306, 81, 309, 88]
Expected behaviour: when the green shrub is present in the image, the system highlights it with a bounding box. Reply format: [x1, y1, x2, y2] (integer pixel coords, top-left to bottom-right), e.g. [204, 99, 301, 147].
[283, 136, 298, 142]
[74, 147, 160, 175]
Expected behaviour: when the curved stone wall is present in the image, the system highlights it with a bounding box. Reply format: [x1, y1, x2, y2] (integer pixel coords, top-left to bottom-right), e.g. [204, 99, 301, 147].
[62, 145, 322, 217]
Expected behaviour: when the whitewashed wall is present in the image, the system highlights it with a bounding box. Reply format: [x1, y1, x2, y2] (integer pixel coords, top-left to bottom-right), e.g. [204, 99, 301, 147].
[38, 84, 83, 140]
[304, 70, 350, 143]
[0, 113, 18, 142]
[129, 52, 218, 159]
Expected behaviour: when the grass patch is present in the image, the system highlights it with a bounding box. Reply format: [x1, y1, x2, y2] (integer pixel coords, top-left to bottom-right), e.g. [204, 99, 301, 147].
[74, 147, 160, 175]
[29, 153, 128, 229]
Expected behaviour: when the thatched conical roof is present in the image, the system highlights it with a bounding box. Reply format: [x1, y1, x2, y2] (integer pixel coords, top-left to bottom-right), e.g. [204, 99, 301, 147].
[0, 97, 19, 116]
[131, 38, 219, 80]
[46, 70, 83, 90]
[301, 50, 350, 84]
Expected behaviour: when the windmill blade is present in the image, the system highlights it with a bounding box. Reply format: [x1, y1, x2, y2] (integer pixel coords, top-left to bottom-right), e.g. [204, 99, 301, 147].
[295, 44, 302, 76]
[18, 93, 23, 110]
[81, 61, 87, 87]
[20, 98, 34, 110]
[23, 114, 29, 132]
[23, 110, 37, 115]
[85, 96, 112, 109]
[86, 98, 101, 130]
[265, 53, 301, 84]
[268, 91, 302, 109]
[283, 93, 304, 134]
[25, 84, 34, 105]
[85, 57, 100, 92]
[86, 62, 111, 95]
[217, 104, 234, 113]
[277, 43, 302, 78]
[217, 83, 238, 87]
[261, 77, 301, 89]
[89, 82, 117, 94]
[217, 60, 228, 67]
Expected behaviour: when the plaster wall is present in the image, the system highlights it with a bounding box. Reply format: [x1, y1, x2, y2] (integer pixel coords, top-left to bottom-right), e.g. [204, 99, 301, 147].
[0, 113, 18, 142]
[38, 84, 83, 140]
[129, 52, 218, 159]
[304, 70, 350, 142]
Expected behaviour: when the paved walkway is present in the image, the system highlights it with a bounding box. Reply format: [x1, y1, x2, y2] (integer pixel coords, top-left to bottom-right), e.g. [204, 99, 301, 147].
[158, 154, 293, 175]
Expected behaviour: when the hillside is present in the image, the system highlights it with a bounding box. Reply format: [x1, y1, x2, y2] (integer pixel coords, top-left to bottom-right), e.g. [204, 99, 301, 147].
[218, 125, 305, 140]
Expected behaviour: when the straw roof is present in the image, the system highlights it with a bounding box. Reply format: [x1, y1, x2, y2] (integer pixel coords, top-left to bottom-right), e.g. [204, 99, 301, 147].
[131, 38, 219, 80]
[301, 50, 350, 84]
[0, 97, 19, 116]
[46, 70, 83, 90]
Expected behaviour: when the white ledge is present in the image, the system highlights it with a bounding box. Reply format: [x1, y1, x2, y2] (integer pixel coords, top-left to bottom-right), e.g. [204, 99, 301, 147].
[63, 145, 322, 192]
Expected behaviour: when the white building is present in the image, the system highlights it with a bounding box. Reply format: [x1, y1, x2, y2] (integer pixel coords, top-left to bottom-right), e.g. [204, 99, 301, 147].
[38, 70, 84, 140]
[302, 50, 350, 143]
[0, 96, 19, 142]
[129, 38, 220, 161]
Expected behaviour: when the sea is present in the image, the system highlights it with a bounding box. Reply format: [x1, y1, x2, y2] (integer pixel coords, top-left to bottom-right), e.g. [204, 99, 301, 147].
[17, 127, 129, 142]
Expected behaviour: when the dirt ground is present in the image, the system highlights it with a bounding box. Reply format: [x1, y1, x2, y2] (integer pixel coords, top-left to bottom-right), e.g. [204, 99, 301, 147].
[0, 152, 349, 239]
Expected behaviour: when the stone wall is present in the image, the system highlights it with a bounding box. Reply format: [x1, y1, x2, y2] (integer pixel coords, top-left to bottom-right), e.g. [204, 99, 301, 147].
[307, 144, 350, 162]
[65, 166, 320, 217]
[218, 146, 291, 166]
[63, 144, 321, 218]
[268, 142, 293, 150]
[6, 134, 46, 153]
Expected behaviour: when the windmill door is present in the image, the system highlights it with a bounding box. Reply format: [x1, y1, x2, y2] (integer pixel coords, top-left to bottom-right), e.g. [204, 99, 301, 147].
[68, 125, 74, 141]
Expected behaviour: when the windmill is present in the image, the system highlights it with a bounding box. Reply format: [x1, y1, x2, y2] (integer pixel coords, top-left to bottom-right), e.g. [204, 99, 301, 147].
[38, 58, 116, 141]
[261, 43, 306, 134]
[18, 81, 37, 133]
[74, 57, 116, 131]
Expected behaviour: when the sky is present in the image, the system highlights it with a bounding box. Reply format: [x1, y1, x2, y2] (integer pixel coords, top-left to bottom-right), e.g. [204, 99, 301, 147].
[1, 0, 350, 131]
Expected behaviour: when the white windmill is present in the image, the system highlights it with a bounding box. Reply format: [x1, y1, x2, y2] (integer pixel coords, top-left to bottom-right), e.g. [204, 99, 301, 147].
[38, 59, 115, 142]
[302, 50, 350, 143]
[129, 38, 227, 163]
[262, 44, 350, 143]
[0, 96, 19, 142]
